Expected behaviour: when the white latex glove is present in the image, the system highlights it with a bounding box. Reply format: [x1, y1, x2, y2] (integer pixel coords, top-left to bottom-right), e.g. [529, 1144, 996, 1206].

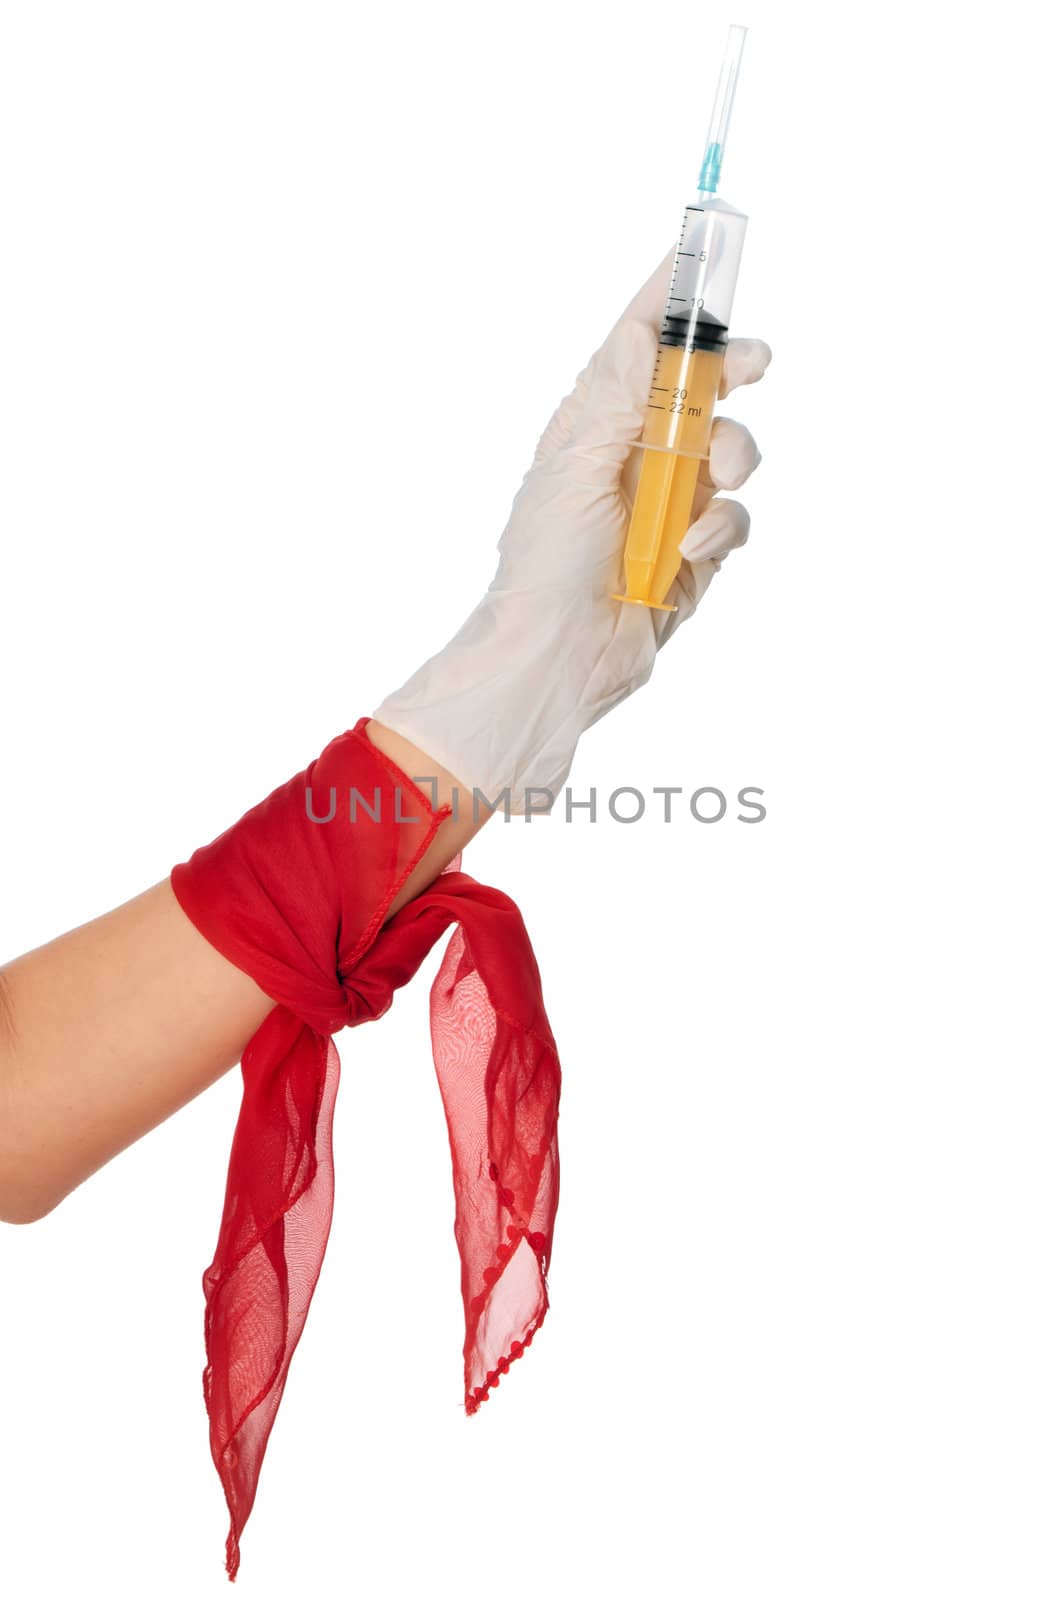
[373, 251, 772, 811]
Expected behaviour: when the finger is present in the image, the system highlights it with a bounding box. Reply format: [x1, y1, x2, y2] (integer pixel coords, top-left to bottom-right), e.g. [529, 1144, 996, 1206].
[718, 338, 772, 400]
[678, 496, 751, 564]
[704, 415, 761, 491]
[656, 504, 747, 644]
[683, 413, 764, 524]
[665, 547, 721, 635]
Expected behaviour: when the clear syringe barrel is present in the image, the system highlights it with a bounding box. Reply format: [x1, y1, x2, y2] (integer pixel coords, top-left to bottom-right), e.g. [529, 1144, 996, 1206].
[658, 197, 747, 369]
[615, 195, 748, 612]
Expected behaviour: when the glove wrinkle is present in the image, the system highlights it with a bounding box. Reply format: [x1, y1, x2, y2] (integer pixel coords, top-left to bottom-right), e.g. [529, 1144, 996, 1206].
[375, 258, 770, 809]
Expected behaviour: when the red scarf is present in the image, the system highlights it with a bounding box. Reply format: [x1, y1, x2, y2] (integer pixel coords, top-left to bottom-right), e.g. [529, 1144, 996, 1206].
[170, 718, 561, 1580]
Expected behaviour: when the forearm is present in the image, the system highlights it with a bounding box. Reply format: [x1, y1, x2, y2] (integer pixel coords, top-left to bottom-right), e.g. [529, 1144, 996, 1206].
[0, 257, 768, 1228]
[0, 879, 273, 1223]
[0, 727, 484, 1225]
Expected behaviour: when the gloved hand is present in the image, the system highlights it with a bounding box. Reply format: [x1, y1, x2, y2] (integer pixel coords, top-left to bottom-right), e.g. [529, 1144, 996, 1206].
[373, 251, 772, 811]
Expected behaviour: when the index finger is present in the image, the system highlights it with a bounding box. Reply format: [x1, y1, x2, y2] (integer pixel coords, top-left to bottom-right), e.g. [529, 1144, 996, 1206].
[719, 338, 772, 399]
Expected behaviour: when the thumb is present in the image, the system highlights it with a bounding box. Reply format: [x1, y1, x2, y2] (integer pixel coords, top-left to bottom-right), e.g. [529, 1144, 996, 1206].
[564, 317, 659, 470]
[532, 249, 673, 469]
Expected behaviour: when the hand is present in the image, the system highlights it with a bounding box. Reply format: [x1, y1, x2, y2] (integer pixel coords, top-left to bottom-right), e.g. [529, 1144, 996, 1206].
[374, 251, 772, 810]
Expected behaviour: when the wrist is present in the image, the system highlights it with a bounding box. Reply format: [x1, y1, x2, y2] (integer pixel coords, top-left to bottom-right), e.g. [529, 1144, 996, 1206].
[363, 719, 490, 915]
[373, 590, 595, 812]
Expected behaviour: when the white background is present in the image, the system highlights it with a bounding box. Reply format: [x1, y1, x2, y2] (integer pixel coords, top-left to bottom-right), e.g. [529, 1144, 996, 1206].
[1, 0, 1060, 1594]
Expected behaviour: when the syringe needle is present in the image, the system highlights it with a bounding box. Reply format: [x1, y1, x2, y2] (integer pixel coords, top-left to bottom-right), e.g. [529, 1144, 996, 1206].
[697, 23, 747, 195]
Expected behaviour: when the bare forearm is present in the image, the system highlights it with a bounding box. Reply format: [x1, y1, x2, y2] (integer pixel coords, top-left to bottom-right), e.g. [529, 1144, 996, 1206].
[0, 880, 272, 1222]
[0, 728, 485, 1225]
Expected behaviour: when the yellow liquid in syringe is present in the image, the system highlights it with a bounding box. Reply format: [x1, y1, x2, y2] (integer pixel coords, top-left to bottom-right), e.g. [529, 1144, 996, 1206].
[615, 342, 724, 612]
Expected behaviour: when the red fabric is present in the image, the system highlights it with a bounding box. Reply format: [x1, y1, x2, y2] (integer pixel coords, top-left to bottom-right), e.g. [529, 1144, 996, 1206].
[170, 718, 561, 1581]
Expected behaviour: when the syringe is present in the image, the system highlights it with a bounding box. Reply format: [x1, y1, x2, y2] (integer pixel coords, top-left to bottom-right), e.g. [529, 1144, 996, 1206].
[613, 22, 750, 612]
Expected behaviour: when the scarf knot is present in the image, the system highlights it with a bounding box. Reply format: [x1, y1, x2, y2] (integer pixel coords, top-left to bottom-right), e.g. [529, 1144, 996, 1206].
[170, 719, 561, 1582]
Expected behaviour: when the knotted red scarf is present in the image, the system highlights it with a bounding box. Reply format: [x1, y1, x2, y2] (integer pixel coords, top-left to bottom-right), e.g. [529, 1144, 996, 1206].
[170, 717, 561, 1581]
